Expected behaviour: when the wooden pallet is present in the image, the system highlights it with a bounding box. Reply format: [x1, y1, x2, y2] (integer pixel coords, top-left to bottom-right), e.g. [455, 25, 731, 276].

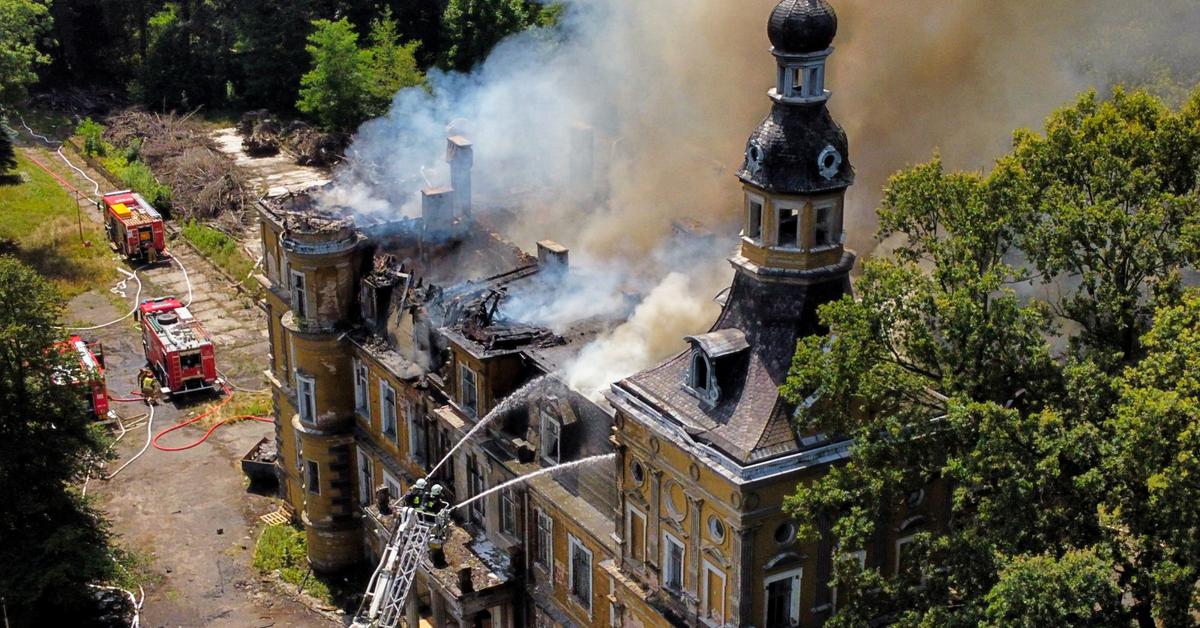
[259, 508, 291, 527]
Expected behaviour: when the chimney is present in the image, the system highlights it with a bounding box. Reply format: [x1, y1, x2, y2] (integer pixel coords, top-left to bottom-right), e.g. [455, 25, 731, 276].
[446, 136, 473, 218]
[422, 187, 455, 234]
[536, 240, 569, 274]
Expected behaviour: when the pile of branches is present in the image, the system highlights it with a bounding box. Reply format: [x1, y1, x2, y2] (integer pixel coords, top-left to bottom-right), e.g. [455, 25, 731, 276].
[237, 110, 348, 168]
[103, 109, 250, 220]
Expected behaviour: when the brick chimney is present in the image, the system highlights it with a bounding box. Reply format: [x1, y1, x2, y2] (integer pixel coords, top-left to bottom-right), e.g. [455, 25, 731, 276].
[422, 187, 455, 234]
[536, 240, 569, 274]
[446, 136, 473, 218]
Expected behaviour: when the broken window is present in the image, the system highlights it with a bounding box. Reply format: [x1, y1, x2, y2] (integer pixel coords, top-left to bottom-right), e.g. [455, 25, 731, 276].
[569, 535, 593, 613]
[536, 508, 554, 570]
[353, 359, 369, 417]
[500, 489, 517, 536]
[306, 460, 320, 495]
[291, 271, 307, 319]
[380, 381, 397, 440]
[778, 207, 800, 248]
[540, 411, 561, 464]
[468, 455, 486, 525]
[406, 400, 426, 466]
[360, 284, 375, 323]
[747, 197, 763, 240]
[765, 569, 802, 627]
[663, 532, 685, 593]
[459, 364, 478, 417]
[297, 374, 316, 425]
[814, 204, 834, 247]
[357, 450, 373, 506]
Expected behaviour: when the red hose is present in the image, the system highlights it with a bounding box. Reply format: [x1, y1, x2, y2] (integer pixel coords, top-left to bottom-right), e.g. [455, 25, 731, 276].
[152, 387, 272, 452]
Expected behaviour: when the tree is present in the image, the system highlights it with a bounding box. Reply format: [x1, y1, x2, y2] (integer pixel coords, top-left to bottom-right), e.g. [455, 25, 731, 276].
[1014, 88, 1200, 366]
[440, 0, 535, 72]
[361, 8, 425, 119]
[0, 257, 115, 624]
[296, 17, 371, 132]
[134, 1, 235, 111]
[0, 0, 51, 104]
[783, 86, 1200, 627]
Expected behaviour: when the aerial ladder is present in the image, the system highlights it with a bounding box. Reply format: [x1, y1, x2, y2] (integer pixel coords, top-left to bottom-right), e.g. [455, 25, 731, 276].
[352, 504, 450, 628]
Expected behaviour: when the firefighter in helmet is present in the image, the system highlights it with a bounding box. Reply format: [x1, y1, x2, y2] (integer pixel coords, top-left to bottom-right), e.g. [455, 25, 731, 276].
[427, 483, 450, 515]
[403, 478, 429, 510]
[139, 367, 159, 405]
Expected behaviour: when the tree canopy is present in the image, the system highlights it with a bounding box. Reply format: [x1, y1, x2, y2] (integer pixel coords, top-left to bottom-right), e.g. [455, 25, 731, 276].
[0, 257, 116, 624]
[784, 86, 1200, 627]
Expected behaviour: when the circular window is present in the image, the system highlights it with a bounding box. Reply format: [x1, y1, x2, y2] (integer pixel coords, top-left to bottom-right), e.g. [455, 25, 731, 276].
[774, 522, 796, 545]
[665, 482, 688, 520]
[630, 459, 645, 485]
[906, 488, 926, 508]
[707, 516, 726, 542]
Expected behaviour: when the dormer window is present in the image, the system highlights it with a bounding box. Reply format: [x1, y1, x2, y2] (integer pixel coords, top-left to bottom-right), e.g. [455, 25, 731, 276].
[684, 330, 749, 406]
[540, 410, 561, 464]
[690, 351, 711, 392]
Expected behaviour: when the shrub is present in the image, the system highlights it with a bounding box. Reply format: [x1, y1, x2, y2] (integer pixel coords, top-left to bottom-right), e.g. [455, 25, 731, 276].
[76, 118, 108, 157]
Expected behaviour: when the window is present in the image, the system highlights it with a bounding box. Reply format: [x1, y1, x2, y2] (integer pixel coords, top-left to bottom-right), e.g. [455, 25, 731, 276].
[293, 431, 303, 473]
[774, 522, 797, 545]
[747, 197, 763, 240]
[353, 359, 369, 417]
[814, 205, 833, 247]
[765, 568, 803, 627]
[662, 532, 685, 593]
[357, 450, 374, 505]
[380, 381, 397, 440]
[500, 489, 517, 536]
[306, 460, 320, 495]
[291, 270, 307, 319]
[708, 516, 726, 543]
[792, 67, 804, 96]
[690, 351, 709, 391]
[609, 601, 621, 628]
[536, 508, 554, 570]
[568, 535, 593, 614]
[832, 550, 866, 611]
[896, 535, 923, 582]
[297, 373, 316, 425]
[406, 400, 426, 466]
[467, 455, 486, 524]
[626, 505, 646, 562]
[382, 469, 402, 505]
[808, 66, 821, 96]
[360, 284, 376, 322]
[630, 459, 645, 485]
[703, 561, 726, 624]
[540, 410, 561, 464]
[459, 364, 478, 417]
[778, 207, 800, 248]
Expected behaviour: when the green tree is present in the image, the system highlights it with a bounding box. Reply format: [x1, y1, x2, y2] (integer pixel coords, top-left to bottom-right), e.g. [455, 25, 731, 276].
[1013, 88, 1200, 366]
[0, 0, 51, 104]
[296, 17, 370, 132]
[440, 0, 535, 72]
[983, 548, 1123, 628]
[361, 8, 425, 118]
[0, 257, 115, 624]
[134, 1, 235, 110]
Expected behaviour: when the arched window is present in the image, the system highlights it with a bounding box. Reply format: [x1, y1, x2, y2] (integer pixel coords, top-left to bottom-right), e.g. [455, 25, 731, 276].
[690, 351, 710, 391]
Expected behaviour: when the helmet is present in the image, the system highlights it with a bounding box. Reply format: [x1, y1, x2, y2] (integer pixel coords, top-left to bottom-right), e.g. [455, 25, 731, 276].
[430, 484, 444, 497]
[414, 478, 427, 490]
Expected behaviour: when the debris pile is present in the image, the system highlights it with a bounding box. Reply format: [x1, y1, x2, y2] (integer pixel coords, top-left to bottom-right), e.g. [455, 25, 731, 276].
[236, 110, 348, 167]
[103, 109, 250, 220]
[238, 110, 281, 157]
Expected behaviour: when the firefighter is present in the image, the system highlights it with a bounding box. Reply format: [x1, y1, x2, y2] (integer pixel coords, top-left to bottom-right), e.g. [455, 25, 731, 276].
[139, 367, 159, 405]
[427, 484, 450, 515]
[403, 478, 429, 511]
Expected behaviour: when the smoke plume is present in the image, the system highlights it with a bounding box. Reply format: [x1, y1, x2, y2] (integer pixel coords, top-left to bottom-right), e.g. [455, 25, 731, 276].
[329, 0, 1200, 396]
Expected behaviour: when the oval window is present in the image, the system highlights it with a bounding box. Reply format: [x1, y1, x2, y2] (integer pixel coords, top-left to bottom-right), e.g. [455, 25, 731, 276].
[631, 459, 645, 485]
[708, 516, 726, 542]
[774, 522, 796, 545]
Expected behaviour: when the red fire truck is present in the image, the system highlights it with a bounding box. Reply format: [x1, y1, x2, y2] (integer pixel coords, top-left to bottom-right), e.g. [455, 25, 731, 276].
[100, 190, 166, 261]
[139, 297, 219, 395]
[56, 335, 110, 420]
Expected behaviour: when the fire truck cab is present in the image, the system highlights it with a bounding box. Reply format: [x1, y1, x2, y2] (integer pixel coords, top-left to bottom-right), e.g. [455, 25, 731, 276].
[138, 297, 219, 395]
[56, 335, 110, 420]
[100, 190, 166, 262]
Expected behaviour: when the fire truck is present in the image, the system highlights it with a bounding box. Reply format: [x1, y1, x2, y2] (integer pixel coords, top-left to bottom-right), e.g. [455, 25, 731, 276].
[56, 335, 110, 420]
[138, 297, 219, 395]
[100, 190, 166, 262]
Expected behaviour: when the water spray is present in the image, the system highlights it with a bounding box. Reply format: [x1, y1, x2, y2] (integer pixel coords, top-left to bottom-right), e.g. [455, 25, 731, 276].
[424, 374, 553, 479]
[452, 453, 616, 512]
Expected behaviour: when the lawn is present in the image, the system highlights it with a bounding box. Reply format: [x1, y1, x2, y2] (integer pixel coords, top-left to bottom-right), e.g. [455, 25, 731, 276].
[0, 152, 115, 297]
[180, 220, 261, 293]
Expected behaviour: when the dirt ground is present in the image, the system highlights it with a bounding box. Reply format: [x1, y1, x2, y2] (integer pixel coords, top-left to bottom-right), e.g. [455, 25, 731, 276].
[24, 144, 339, 628]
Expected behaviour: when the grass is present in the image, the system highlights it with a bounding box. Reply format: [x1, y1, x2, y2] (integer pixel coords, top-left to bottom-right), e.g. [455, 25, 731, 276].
[180, 219, 261, 293]
[0, 152, 115, 297]
[253, 524, 333, 603]
[102, 153, 172, 210]
[106, 544, 161, 591]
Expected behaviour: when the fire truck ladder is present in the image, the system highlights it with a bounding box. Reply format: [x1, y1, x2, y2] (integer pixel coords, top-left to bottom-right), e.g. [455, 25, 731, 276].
[352, 509, 435, 628]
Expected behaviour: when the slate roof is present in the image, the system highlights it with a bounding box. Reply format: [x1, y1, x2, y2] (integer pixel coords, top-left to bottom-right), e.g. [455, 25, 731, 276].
[738, 102, 854, 196]
[768, 0, 838, 54]
[619, 259, 852, 465]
